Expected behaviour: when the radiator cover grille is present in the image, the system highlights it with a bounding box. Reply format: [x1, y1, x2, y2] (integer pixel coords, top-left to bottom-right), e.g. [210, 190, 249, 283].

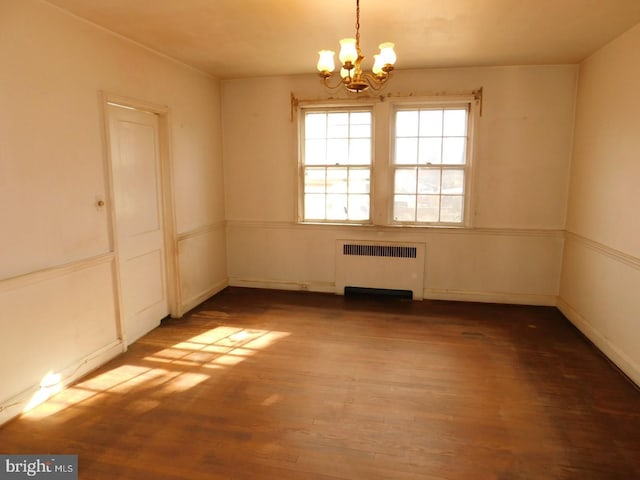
[342, 244, 417, 258]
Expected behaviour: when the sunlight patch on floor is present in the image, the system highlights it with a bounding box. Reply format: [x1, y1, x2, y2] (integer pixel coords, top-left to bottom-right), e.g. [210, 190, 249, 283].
[144, 327, 290, 370]
[21, 325, 289, 420]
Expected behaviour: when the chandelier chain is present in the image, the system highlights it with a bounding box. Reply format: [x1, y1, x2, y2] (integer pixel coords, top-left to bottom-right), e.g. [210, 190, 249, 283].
[355, 0, 361, 51]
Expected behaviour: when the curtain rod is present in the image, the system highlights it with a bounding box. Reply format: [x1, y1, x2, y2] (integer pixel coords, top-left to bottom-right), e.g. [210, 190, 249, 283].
[290, 87, 483, 121]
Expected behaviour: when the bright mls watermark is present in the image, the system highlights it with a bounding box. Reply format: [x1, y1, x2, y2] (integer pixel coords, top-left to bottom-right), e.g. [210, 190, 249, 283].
[0, 455, 77, 480]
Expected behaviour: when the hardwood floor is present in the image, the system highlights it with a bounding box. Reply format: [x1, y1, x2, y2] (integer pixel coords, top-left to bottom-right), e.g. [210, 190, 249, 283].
[1, 287, 639, 479]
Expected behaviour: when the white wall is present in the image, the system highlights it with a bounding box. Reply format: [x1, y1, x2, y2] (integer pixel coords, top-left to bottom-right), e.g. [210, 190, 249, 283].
[558, 23, 640, 385]
[222, 66, 576, 304]
[0, 0, 226, 423]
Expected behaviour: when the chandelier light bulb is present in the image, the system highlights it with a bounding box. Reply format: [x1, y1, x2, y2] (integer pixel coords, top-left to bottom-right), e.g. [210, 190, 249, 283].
[372, 54, 385, 76]
[378, 42, 397, 66]
[317, 50, 336, 73]
[339, 38, 358, 65]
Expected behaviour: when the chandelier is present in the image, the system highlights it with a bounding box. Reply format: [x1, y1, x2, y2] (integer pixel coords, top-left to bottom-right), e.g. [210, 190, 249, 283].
[316, 0, 397, 93]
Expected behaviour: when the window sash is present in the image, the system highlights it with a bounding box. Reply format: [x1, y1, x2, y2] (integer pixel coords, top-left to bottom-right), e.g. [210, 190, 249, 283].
[300, 108, 373, 223]
[391, 105, 471, 225]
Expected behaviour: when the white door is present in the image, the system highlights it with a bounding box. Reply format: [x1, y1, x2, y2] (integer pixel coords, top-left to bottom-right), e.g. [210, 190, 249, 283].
[108, 104, 168, 346]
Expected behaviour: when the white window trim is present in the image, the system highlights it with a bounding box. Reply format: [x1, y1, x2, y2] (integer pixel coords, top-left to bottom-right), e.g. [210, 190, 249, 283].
[297, 102, 376, 225]
[296, 94, 479, 228]
[388, 97, 477, 227]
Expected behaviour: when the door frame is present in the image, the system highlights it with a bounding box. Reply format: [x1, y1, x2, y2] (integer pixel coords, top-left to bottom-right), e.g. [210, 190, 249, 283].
[100, 92, 181, 346]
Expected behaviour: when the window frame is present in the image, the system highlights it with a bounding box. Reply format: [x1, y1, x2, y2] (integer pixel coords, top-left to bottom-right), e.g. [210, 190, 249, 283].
[298, 104, 375, 225]
[296, 95, 478, 228]
[389, 101, 474, 227]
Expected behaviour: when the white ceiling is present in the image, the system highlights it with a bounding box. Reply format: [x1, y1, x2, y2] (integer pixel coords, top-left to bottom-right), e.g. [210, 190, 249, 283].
[45, 0, 640, 79]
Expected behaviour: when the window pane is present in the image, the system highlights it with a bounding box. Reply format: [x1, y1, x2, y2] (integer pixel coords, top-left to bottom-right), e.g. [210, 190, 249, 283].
[326, 194, 348, 220]
[305, 113, 327, 139]
[348, 194, 370, 220]
[441, 195, 463, 222]
[417, 195, 440, 222]
[326, 168, 348, 192]
[443, 109, 467, 136]
[418, 137, 442, 164]
[350, 124, 370, 138]
[304, 139, 326, 165]
[442, 138, 466, 164]
[348, 138, 371, 165]
[395, 138, 418, 164]
[419, 110, 443, 136]
[327, 112, 349, 137]
[393, 195, 416, 221]
[305, 193, 325, 219]
[395, 168, 417, 194]
[328, 122, 348, 138]
[327, 138, 348, 164]
[348, 169, 370, 193]
[350, 112, 371, 139]
[304, 167, 325, 193]
[396, 111, 419, 137]
[350, 111, 371, 125]
[441, 169, 464, 194]
[418, 168, 441, 194]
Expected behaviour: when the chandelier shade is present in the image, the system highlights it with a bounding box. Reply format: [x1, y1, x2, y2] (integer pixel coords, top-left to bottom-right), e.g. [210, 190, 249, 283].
[338, 38, 358, 65]
[317, 50, 336, 73]
[316, 0, 397, 93]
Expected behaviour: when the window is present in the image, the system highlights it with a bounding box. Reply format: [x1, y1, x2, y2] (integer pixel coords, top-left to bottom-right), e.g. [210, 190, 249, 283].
[298, 98, 475, 226]
[392, 106, 470, 224]
[300, 109, 372, 222]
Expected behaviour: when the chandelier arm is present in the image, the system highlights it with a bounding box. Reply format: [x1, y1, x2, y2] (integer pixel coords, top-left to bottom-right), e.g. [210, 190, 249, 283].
[360, 72, 391, 92]
[321, 75, 348, 91]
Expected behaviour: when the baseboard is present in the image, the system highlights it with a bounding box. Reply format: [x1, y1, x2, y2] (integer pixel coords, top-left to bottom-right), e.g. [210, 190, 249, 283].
[0, 339, 124, 426]
[227, 279, 556, 305]
[178, 279, 229, 317]
[228, 277, 335, 294]
[424, 288, 557, 306]
[557, 297, 640, 387]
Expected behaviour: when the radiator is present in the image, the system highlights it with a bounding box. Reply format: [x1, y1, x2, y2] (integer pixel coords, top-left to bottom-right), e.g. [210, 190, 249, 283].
[335, 240, 425, 300]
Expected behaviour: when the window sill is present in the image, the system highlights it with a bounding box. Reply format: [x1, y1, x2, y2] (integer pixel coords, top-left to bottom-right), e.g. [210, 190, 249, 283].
[297, 221, 470, 231]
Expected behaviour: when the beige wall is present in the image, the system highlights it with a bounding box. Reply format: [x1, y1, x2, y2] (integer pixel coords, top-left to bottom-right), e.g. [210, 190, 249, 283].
[559, 23, 640, 385]
[222, 66, 577, 304]
[0, 0, 226, 422]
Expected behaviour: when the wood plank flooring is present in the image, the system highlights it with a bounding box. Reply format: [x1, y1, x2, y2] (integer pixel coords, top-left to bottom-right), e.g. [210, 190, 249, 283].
[1, 287, 639, 479]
